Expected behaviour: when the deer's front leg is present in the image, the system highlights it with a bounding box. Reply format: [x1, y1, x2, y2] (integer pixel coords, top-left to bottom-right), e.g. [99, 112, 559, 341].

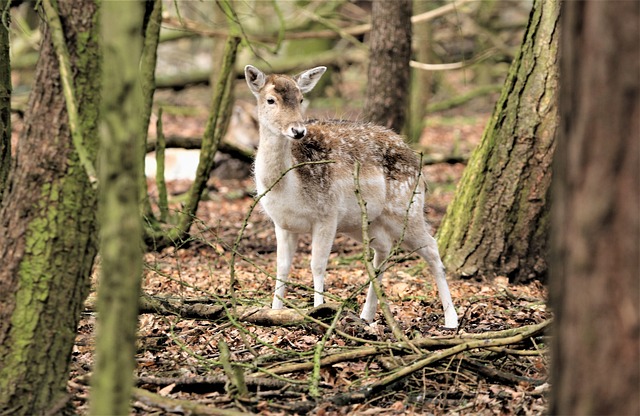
[273, 226, 298, 309]
[311, 222, 337, 307]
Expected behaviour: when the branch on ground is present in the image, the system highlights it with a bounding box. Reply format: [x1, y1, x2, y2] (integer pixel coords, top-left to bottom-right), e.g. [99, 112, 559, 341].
[84, 294, 342, 326]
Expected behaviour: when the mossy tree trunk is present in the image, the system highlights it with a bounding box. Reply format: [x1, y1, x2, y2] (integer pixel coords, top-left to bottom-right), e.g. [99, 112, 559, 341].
[550, 1, 639, 414]
[363, 0, 412, 134]
[145, 35, 239, 249]
[139, 0, 162, 219]
[0, 0, 10, 201]
[437, 0, 558, 283]
[406, 0, 439, 143]
[0, 0, 100, 413]
[90, 2, 145, 414]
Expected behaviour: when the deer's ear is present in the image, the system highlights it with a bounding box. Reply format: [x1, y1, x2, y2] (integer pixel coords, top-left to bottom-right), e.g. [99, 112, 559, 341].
[295, 66, 326, 94]
[245, 65, 266, 96]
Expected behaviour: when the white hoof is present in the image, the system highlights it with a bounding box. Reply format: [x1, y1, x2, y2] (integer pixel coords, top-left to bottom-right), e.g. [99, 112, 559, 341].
[359, 306, 376, 323]
[444, 310, 458, 329]
[314, 293, 324, 307]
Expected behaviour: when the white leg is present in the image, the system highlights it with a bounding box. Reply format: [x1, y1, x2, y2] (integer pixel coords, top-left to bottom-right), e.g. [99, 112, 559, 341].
[310, 223, 337, 307]
[413, 233, 458, 329]
[272, 226, 298, 309]
[359, 246, 390, 322]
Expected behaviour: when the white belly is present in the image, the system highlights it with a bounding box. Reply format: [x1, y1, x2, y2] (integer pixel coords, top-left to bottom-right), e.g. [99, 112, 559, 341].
[255, 161, 389, 235]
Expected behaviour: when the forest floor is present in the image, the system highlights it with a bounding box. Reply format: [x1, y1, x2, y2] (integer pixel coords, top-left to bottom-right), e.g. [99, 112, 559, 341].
[62, 84, 552, 415]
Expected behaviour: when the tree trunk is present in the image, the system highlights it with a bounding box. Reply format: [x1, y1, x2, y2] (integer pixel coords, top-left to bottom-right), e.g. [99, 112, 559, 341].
[0, 1, 100, 413]
[146, 36, 239, 250]
[550, 1, 640, 415]
[406, 0, 438, 143]
[437, 0, 558, 283]
[139, 0, 162, 218]
[363, 0, 412, 134]
[0, 0, 10, 200]
[90, 2, 145, 415]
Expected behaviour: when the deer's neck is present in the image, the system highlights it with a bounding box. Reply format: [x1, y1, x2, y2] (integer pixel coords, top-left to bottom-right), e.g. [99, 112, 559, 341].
[255, 128, 294, 194]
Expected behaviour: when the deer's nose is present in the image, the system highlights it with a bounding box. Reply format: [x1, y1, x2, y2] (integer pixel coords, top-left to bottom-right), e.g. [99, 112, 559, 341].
[291, 126, 306, 140]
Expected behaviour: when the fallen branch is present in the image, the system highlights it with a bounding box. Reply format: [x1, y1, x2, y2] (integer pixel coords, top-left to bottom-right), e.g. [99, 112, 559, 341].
[459, 357, 545, 386]
[256, 320, 550, 377]
[132, 387, 246, 416]
[136, 375, 301, 393]
[328, 319, 550, 405]
[146, 136, 255, 163]
[84, 294, 342, 326]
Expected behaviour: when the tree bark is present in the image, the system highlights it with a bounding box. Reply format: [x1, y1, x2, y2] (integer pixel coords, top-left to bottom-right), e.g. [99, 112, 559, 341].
[407, 0, 437, 143]
[550, 1, 640, 415]
[363, 0, 412, 134]
[0, 0, 10, 200]
[0, 0, 100, 413]
[139, 0, 162, 217]
[90, 2, 145, 415]
[437, 0, 558, 283]
[146, 36, 239, 249]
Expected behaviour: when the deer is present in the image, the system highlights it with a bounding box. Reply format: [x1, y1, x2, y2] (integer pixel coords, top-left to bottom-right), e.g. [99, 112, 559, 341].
[245, 65, 458, 329]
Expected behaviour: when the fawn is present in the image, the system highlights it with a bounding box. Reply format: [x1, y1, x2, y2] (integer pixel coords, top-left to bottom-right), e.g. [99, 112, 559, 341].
[245, 65, 458, 328]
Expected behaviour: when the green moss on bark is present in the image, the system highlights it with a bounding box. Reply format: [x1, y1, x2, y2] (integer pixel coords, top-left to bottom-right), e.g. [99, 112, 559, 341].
[437, 0, 559, 283]
[0, 0, 100, 413]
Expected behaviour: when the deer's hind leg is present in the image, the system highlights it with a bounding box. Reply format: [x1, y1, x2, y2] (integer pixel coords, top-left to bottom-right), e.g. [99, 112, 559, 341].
[403, 224, 458, 329]
[350, 227, 393, 322]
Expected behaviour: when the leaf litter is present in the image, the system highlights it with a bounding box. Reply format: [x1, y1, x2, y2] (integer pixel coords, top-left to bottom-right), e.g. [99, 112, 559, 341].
[70, 113, 550, 415]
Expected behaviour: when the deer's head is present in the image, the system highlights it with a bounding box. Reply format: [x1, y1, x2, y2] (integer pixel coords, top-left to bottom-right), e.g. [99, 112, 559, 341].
[245, 65, 326, 140]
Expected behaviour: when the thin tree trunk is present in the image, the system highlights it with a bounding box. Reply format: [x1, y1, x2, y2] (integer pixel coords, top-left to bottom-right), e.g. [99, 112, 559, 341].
[437, 0, 558, 283]
[407, 0, 437, 143]
[550, 1, 640, 414]
[146, 36, 239, 249]
[90, 3, 145, 414]
[139, 0, 162, 218]
[0, 0, 100, 413]
[0, 0, 10, 200]
[363, 0, 412, 134]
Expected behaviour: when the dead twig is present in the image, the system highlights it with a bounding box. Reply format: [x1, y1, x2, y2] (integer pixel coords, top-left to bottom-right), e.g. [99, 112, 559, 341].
[132, 387, 247, 416]
[368, 320, 548, 398]
[219, 339, 249, 397]
[327, 319, 550, 405]
[459, 357, 546, 386]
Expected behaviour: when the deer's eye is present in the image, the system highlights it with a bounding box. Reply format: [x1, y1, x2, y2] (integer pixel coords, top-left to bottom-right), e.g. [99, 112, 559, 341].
[300, 98, 304, 104]
[266, 97, 276, 105]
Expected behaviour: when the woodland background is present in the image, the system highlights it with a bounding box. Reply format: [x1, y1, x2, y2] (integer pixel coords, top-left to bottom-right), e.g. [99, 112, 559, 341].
[0, 1, 638, 415]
